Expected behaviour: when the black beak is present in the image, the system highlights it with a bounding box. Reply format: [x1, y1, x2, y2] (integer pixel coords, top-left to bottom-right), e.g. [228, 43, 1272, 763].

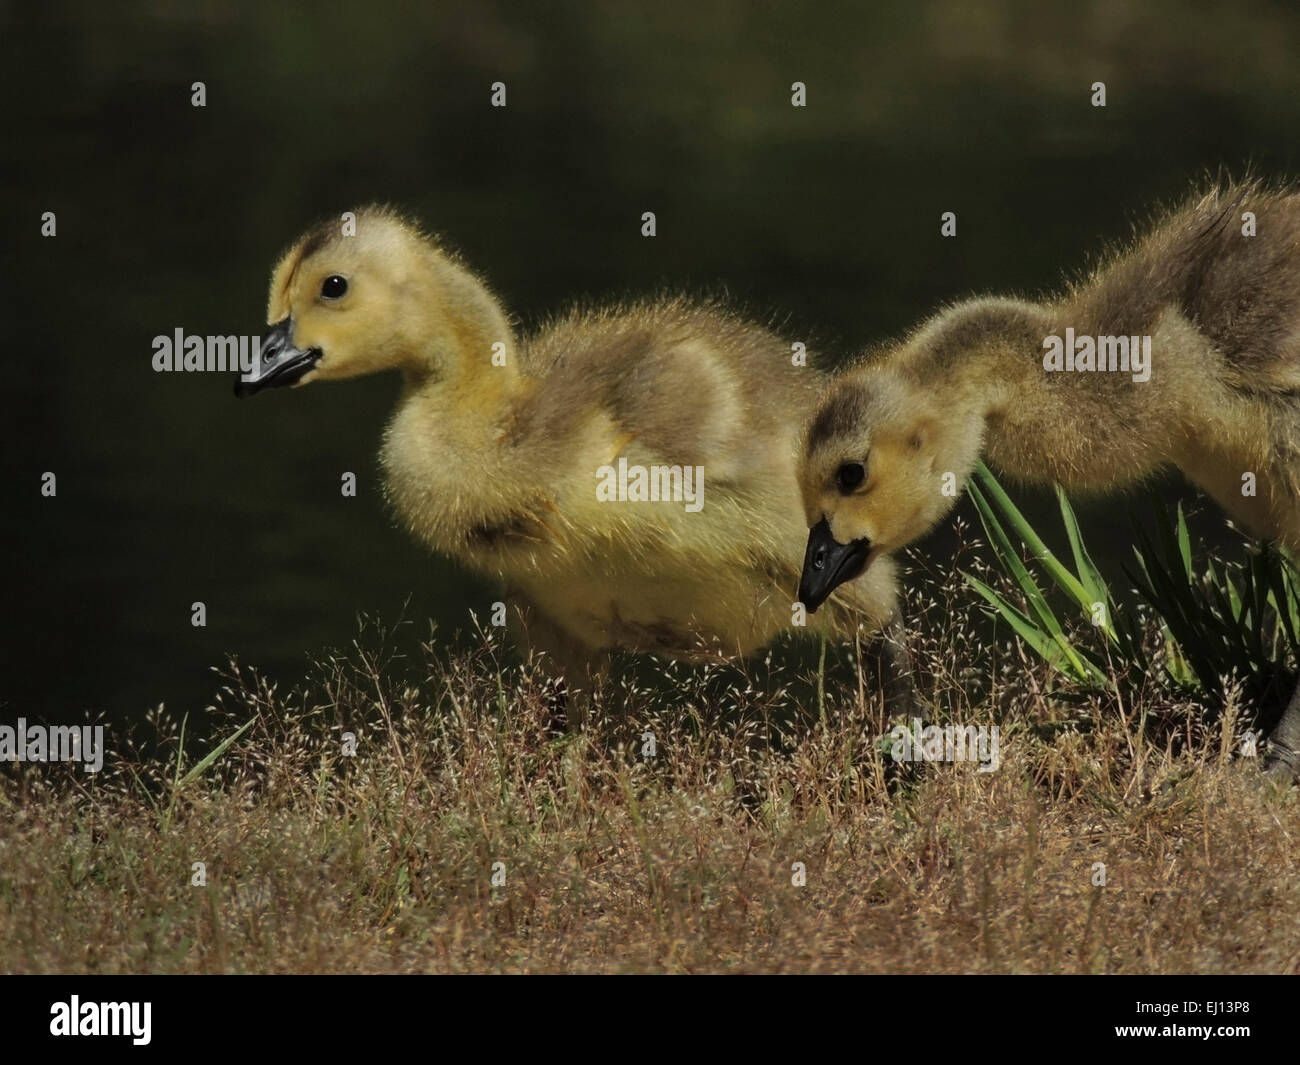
[234, 317, 322, 397]
[798, 518, 872, 613]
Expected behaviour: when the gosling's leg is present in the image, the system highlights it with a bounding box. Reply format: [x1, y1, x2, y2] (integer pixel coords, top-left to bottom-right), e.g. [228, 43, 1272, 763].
[507, 596, 608, 732]
[1263, 681, 1300, 782]
[873, 609, 927, 722]
[863, 610, 929, 791]
[546, 651, 611, 733]
[829, 553, 923, 721]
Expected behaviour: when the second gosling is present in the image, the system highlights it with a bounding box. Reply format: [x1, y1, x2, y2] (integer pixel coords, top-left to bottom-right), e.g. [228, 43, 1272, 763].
[797, 179, 1300, 779]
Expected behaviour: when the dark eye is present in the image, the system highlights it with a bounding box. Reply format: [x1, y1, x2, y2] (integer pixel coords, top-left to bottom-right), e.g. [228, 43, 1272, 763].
[836, 461, 866, 493]
[320, 275, 348, 300]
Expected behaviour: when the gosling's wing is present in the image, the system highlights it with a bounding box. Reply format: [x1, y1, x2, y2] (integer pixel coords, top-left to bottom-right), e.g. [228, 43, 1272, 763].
[1077, 183, 1300, 392]
[525, 302, 823, 482]
[516, 302, 824, 584]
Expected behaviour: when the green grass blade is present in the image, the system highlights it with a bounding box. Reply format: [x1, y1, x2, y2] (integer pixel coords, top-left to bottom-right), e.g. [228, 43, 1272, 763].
[1175, 502, 1193, 578]
[177, 717, 256, 789]
[967, 478, 1071, 640]
[1267, 550, 1300, 655]
[1057, 485, 1107, 608]
[972, 464, 1093, 609]
[965, 573, 1106, 686]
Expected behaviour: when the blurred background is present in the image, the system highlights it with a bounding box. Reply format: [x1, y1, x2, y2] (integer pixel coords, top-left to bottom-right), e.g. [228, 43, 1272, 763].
[2, 0, 1298, 732]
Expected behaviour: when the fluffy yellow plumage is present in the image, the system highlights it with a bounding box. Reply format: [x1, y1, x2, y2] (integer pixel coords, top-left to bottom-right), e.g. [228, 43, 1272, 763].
[241, 208, 901, 700]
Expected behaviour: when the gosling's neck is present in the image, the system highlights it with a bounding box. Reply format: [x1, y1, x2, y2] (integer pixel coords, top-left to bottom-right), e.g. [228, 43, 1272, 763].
[888, 297, 1049, 416]
[382, 257, 545, 560]
[400, 249, 524, 397]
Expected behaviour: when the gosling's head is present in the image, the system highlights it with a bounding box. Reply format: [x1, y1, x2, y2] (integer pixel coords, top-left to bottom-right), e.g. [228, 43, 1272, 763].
[796, 367, 984, 611]
[237, 207, 509, 397]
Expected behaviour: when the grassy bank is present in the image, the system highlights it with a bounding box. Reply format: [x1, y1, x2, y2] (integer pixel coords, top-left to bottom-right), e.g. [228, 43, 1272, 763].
[3, 542, 1298, 975]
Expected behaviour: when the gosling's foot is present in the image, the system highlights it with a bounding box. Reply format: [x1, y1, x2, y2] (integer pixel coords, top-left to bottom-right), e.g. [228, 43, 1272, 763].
[879, 697, 936, 794]
[1262, 739, 1300, 784]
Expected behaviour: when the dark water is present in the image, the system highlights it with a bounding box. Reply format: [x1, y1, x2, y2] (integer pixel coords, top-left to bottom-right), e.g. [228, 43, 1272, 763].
[3, 0, 1299, 731]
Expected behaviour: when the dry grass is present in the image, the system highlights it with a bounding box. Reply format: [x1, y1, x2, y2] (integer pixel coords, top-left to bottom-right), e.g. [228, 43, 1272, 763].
[3, 548, 1299, 974]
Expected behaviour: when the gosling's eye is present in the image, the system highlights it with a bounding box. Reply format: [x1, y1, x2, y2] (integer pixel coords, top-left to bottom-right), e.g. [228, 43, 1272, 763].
[836, 461, 866, 493]
[320, 275, 348, 300]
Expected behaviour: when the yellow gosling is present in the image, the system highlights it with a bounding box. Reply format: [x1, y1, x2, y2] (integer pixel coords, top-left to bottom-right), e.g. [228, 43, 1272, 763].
[239, 208, 902, 708]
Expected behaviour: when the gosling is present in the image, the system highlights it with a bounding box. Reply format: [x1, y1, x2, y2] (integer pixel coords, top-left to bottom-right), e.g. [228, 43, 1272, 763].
[797, 179, 1300, 780]
[237, 208, 904, 704]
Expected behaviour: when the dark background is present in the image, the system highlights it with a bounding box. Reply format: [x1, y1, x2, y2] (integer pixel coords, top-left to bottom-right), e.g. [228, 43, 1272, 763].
[2, 0, 1298, 731]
